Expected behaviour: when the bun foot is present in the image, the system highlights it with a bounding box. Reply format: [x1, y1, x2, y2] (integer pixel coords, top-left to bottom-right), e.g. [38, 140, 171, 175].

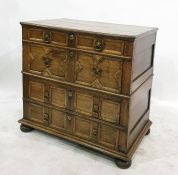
[145, 128, 150, 136]
[20, 124, 33, 132]
[115, 158, 132, 169]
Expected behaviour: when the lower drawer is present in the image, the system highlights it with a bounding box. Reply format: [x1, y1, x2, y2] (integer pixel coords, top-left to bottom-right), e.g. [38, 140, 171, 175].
[24, 75, 123, 126]
[74, 116, 119, 149]
[24, 100, 119, 150]
[24, 101, 72, 133]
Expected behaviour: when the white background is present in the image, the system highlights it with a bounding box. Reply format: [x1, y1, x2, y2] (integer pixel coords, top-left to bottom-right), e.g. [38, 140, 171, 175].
[0, 0, 178, 174]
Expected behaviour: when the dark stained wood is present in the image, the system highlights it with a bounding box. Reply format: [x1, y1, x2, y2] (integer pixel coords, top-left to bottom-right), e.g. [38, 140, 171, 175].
[19, 19, 157, 168]
[115, 159, 132, 169]
[20, 124, 33, 132]
[145, 128, 151, 136]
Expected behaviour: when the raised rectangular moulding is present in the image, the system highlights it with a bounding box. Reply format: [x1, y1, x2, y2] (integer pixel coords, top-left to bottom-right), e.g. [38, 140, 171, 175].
[22, 26, 132, 57]
[19, 18, 158, 169]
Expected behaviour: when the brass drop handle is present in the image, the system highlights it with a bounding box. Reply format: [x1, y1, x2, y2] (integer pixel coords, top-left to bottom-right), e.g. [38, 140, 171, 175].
[43, 33, 50, 43]
[68, 51, 75, 59]
[44, 91, 49, 100]
[92, 112, 99, 118]
[68, 33, 75, 41]
[93, 67, 102, 77]
[43, 56, 52, 67]
[43, 113, 49, 126]
[92, 128, 98, 137]
[66, 115, 72, 121]
[93, 104, 99, 112]
[68, 90, 73, 98]
[43, 113, 49, 121]
[92, 104, 99, 118]
[94, 39, 105, 51]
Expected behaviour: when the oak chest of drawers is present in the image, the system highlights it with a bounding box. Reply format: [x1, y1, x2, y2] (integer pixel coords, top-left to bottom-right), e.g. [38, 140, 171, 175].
[19, 18, 158, 168]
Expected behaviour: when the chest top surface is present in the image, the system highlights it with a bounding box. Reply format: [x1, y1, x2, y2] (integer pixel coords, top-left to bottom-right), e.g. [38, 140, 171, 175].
[21, 18, 158, 39]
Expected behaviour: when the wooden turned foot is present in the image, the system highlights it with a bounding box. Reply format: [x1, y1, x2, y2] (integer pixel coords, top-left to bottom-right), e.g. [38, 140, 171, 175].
[20, 124, 33, 132]
[145, 128, 151, 136]
[115, 158, 132, 169]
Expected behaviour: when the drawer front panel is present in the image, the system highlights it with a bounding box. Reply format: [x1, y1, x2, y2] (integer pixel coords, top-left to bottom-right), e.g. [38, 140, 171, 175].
[73, 89, 121, 125]
[73, 116, 119, 149]
[74, 117, 92, 140]
[24, 101, 72, 132]
[50, 31, 68, 46]
[28, 102, 45, 124]
[25, 101, 51, 127]
[23, 43, 69, 80]
[73, 116, 99, 142]
[25, 102, 120, 150]
[24, 76, 69, 110]
[50, 109, 66, 130]
[74, 92, 94, 116]
[74, 52, 122, 93]
[29, 28, 44, 42]
[29, 81, 45, 102]
[24, 75, 122, 125]
[98, 124, 118, 149]
[24, 27, 68, 46]
[100, 99, 120, 124]
[23, 44, 127, 94]
[76, 34, 125, 55]
[51, 86, 67, 108]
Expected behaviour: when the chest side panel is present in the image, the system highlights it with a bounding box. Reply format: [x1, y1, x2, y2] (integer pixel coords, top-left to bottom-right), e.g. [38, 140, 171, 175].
[131, 32, 157, 93]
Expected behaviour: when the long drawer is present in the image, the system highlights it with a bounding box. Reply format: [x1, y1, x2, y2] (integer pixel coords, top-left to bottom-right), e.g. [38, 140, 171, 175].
[23, 75, 128, 128]
[23, 42, 131, 94]
[22, 26, 133, 57]
[24, 100, 121, 150]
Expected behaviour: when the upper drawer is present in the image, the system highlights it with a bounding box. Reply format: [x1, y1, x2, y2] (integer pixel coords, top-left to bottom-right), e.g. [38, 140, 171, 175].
[23, 43, 131, 95]
[23, 27, 68, 46]
[23, 43, 72, 82]
[22, 26, 133, 57]
[76, 34, 125, 56]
